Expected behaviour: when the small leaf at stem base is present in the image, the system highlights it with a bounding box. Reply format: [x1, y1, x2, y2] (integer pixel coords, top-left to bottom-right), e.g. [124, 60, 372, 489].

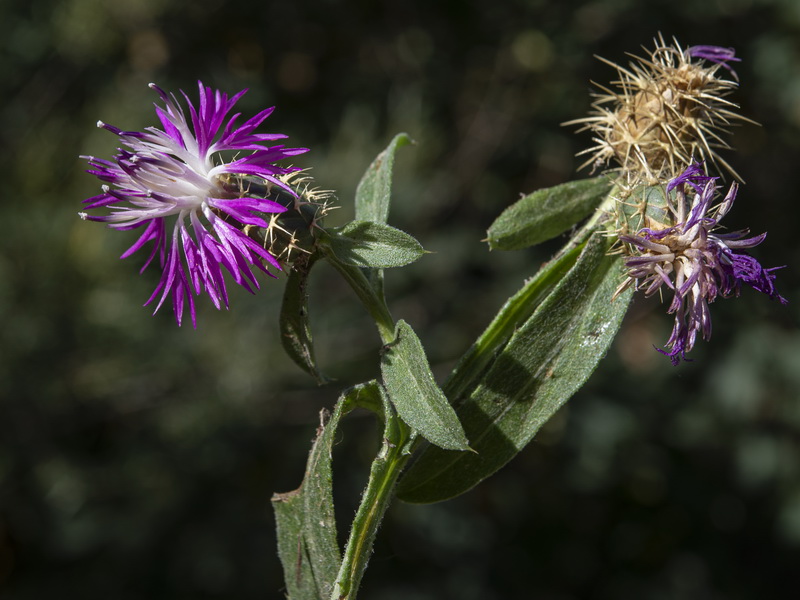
[280, 253, 330, 384]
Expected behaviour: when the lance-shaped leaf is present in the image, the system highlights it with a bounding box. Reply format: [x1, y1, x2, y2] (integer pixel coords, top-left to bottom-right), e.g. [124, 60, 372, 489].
[381, 320, 471, 451]
[272, 384, 376, 600]
[354, 133, 413, 298]
[487, 176, 613, 250]
[442, 242, 584, 404]
[323, 221, 425, 269]
[355, 133, 413, 224]
[397, 233, 633, 503]
[280, 254, 329, 384]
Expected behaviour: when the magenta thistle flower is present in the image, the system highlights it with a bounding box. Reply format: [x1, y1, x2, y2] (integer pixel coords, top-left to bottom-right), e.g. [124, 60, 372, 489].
[80, 81, 308, 326]
[618, 163, 787, 365]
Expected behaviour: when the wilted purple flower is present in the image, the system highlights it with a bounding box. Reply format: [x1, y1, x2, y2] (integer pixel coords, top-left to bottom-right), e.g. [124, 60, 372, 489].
[687, 45, 741, 78]
[618, 163, 786, 364]
[80, 81, 307, 326]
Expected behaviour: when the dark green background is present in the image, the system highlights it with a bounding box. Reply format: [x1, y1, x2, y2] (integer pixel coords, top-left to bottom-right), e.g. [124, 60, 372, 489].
[2, 0, 799, 598]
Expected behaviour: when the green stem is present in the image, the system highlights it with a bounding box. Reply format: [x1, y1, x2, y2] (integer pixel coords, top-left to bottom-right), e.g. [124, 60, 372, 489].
[323, 251, 396, 344]
[321, 248, 411, 599]
[442, 240, 582, 402]
[330, 412, 411, 599]
[322, 194, 619, 599]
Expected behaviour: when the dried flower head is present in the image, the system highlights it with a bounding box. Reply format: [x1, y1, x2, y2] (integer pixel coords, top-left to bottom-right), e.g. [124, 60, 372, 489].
[615, 163, 786, 365]
[566, 35, 749, 184]
[80, 81, 309, 326]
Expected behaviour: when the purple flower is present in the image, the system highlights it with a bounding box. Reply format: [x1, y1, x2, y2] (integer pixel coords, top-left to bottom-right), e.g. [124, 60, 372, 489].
[687, 45, 741, 78]
[619, 163, 786, 365]
[80, 81, 307, 326]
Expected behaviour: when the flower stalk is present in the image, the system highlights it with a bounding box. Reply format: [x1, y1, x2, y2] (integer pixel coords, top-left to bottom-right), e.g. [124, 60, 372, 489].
[330, 410, 412, 600]
[321, 248, 397, 344]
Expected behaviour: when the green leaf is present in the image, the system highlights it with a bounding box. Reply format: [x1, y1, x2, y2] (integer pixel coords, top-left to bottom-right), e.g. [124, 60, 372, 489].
[355, 133, 413, 224]
[347, 379, 385, 415]
[381, 320, 471, 451]
[353, 133, 413, 299]
[279, 254, 329, 384]
[487, 176, 613, 250]
[442, 242, 584, 404]
[324, 221, 425, 269]
[272, 387, 361, 600]
[397, 233, 633, 503]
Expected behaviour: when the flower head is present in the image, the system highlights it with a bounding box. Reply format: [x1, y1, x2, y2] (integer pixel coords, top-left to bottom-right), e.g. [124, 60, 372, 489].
[80, 81, 308, 326]
[566, 35, 749, 184]
[615, 163, 787, 364]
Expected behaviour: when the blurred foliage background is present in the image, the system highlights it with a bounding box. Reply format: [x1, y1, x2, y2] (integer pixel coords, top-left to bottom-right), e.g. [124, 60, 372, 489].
[2, 0, 800, 598]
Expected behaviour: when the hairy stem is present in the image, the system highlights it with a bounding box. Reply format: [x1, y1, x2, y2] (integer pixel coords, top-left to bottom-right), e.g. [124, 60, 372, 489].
[323, 252, 396, 344]
[330, 412, 411, 599]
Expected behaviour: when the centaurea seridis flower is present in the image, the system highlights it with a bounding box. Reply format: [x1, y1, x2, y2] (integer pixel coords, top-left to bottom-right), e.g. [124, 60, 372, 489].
[80, 81, 307, 326]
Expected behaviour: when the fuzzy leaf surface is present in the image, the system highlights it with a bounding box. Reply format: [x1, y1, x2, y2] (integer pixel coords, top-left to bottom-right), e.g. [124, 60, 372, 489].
[487, 176, 613, 250]
[324, 221, 424, 269]
[397, 234, 633, 503]
[271, 390, 354, 599]
[355, 133, 412, 224]
[382, 320, 471, 451]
